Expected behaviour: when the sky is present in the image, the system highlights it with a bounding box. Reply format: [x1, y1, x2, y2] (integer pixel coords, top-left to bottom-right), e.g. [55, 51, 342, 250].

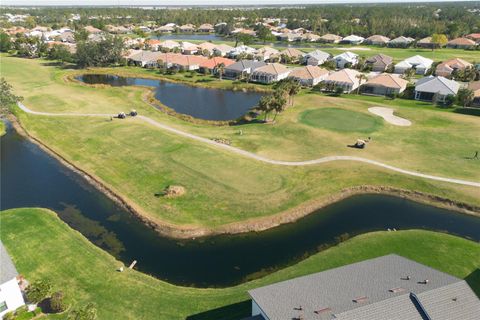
[2, 0, 472, 6]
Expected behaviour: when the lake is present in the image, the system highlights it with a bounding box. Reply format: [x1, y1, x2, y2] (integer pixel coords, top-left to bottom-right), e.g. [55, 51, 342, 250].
[76, 74, 263, 121]
[2, 122, 480, 287]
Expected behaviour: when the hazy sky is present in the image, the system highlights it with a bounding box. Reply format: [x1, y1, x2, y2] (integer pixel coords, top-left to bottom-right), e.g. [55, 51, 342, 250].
[2, 0, 472, 6]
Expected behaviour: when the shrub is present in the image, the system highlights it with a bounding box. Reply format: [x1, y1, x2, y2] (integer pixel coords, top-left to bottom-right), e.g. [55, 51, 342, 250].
[26, 279, 52, 304]
[49, 291, 67, 313]
[2, 312, 14, 320]
[68, 303, 97, 320]
[334, 86, 344, 96]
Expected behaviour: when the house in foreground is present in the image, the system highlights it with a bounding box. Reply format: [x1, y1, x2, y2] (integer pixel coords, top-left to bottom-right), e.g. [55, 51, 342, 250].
[302, 50, 330, 66]
[288, 65, 329, 86]
[361, 73, 408, 96]
[446, 37, 477, 49]
[435, 58, 473, 77]
[365, 54, 393, 72]
[394, 55, 433, 75]
[1, 241, 25, 318]
[468, 81, 480, 107]
[322, 69, 364, 93]
[250, 63, 291, 84]
[223, 60, 266, 80]
[364, 35, 390, 46]
[248, 254, 480, 320]
[414, 76, 460, 103]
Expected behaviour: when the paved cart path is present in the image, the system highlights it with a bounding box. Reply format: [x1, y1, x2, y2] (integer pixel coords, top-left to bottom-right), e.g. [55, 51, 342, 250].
[18, 102, 480, 188]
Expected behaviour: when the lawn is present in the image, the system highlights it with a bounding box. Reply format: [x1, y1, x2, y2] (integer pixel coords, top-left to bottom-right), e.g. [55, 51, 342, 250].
[0, 120, 5, 136]
[2, 55, 480, 229]
[1, 208, 479, 319]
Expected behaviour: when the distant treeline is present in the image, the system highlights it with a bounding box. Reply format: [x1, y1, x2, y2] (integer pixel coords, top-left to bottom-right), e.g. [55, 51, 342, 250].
[2, 2, 480, 38]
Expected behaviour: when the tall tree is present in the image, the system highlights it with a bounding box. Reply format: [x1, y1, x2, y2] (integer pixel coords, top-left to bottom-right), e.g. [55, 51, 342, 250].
[0, 33, 12, 52]
[0, 78, 23, 115]
[456, 88, 474, 108]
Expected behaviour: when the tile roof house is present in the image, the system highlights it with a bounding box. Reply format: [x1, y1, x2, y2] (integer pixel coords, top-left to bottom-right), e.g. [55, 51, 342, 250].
[302, 50, 331, 66]
[159, 40, 181, 51]
[179, 24, 196, 33]
[301, 33, 321, 42]
[212, 44, 234, 57]
[394, 55, 433, 75]
[319, 34, 343, 43]
[466, 33, 480, 43]
[388, 36, 415, 48]
[415, 36, 444, 49]
[1, 241, 25, 318]
[196, 42, 218, 55]
[145, 39, 163, 51]
[341, 34, 365, 45]
[288, 65, 329, 86]
[361, 73, 409, 96]
[250, 63, 291, 84]
[197, 23, 214, 33]
[180, 41, 198, 55]
[278, 32, 303, 42]
[468, 81, 480, 106]
[322, 68, 365, 93]
[155, 25, 176, 33]
[415, 76, 460, 103]
[332, 51, 359, 69]
[248, 254, 480, 320]
[199, 57, 235, 73]
[254, 46, 280, 62]
[224, 60, 267, 80]
[280, 48, 305, 62]
[365, 35, 390, 45]
[128, 50, 165, 67]
[365, 54, 393, 72]
[435, 58, 473, 77]
[228, 45, 257, 58]
[446, 37, 477, 49]
[84, 25, 102, 34]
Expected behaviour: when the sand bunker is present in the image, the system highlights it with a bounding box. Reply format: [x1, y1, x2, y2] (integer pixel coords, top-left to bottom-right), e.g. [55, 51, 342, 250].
[368, 107, 412, 126]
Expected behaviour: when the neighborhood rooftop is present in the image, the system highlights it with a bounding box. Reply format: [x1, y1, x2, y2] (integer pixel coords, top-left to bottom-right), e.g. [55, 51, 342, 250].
[248, 254, 480, 320]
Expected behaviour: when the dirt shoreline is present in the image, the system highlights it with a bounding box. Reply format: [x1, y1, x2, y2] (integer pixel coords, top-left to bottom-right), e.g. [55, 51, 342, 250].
[9, 114, 480, 239]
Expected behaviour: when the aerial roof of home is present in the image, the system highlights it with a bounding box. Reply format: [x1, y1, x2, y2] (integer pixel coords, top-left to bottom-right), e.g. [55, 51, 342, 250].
[303, 49, 330, 60]
[399, 55, 433, 67]
[468, 81, 480, 97]
[1, 241, 18, 284]
[225, 60, 267, 72]
[248, 254, 480, 320]
[437, 58, 473, 70]
[366, 54, 393, 65]
[289, 65, 329, 80]
[324, 68, 362, 84]
[447, 37, 477, 46]
[390, 36, 414, 43]
[197, 23, 214, 30]
[466, 33, 480, 41]
[343, 34, 365, 42]
[366, 35, 390, 43]
[160, 40, 180, 48]
[319, 34, 343, 41]
[334, 51, 359, 60]
[84, 25, 102, 34]
[280, 47, 305, 57]
[214, 43, 234, 52]
[364, 73, 408, 89]
[199, 56, 235, 69]
[196, 42, 218, 51]
[252, 63, 290, 75]
[415, 76, 460, 95]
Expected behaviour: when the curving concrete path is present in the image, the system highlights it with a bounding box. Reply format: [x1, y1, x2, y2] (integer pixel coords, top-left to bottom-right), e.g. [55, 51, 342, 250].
[17, 102, 480, 188]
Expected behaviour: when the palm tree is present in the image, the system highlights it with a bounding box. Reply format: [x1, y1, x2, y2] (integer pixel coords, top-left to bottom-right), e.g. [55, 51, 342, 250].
[156, 58, 165, 73]
[355, 73, 368, 94]
[216, 63, 225, 80]
[287, 80, 301, 105]
[258, 94, 274, 122]
[272, 92, 288, 122]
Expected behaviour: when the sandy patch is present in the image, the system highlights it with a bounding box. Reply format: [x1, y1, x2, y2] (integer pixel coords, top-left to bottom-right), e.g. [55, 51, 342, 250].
[368, 107, 412, 126]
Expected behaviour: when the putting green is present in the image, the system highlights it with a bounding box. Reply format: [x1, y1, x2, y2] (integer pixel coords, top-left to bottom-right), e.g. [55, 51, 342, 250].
[299, 108, 383, 133]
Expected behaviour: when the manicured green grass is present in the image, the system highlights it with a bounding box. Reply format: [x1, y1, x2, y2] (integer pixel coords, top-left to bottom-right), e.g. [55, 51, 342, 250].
[2, 55, 479, 228]
[1, 208, 479, 319]
[299, 108, 383, 133]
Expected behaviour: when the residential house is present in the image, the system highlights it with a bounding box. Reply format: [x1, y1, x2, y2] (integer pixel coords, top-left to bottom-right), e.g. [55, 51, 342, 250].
[223, 60, 267, 80]
[199, 57, 235, 74]
[57, 31, 75, 43]
[197, 42, 218, 56]
[145, 39, 163, 51]
[84, 25, 102, 34]
[106, 25, 130, 34]
[466, 33, 480, 44]
[155, 25, 176, 33]
[394, 55, 433, 75]
[159, 40, 180, 51]
[137, 26, 151, 33]
[169, 55, 206, 71]
[435, 58, 473, 77]
[0, 241, 26, 318]
[212, 44, 234, 57]
[446, 37, 477, 49]
[341, 34, 365, 45]
[364, 35, 390, 46]
[179, 24, 196, 33]
[197, 23, 214, 33]
[301, 33, 321, 42]
[319, 34, 343, 43]
[288, 65, 329, 86]
[279, 48, 304, 63]
[248, 254, 480, 320]
[254, 46, 280, 62]
[228, 45, 257, 59]
[302, 50, 330, 66]
[322, 69, 365, 93]
[332, 51, 359, 69]
[416, 37, 439, 49]
[180, 41, 198, 55]
[278, 32, 303, 42]
[128, 50, 165, 67]
[388, 36, 414, 48]
[414, 76, 460, 103]
[468, 81, 480, 106]
[365, 54, 393, 72]
[361, 73, 408, 96]
[250, 63, 291, 84]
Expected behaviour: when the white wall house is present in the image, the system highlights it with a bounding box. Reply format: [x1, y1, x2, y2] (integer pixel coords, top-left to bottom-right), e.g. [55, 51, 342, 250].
[332, 51, 359, 69]
[0, 242, 25, 318]
[394, 55, 433, 75]
[414, 76, 460, 103]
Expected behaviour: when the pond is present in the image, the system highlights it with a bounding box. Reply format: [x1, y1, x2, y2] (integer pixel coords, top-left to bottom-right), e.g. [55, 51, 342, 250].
[76, 74, 263, 121]
[2, 122, 480, 287]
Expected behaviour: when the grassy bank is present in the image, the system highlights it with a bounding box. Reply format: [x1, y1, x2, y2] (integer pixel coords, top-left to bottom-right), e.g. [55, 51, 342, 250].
[0, 120, 5, 136]
[1, 208, 479, 319]
[2, 54, 479, 230]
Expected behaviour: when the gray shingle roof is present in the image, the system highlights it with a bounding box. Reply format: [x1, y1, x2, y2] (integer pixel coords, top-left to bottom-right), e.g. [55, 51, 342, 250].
[225, 60, 266, 72]
[1, 241, 19, 284]
[248, 254, 479, 320]
[415, 76, 460, 95]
